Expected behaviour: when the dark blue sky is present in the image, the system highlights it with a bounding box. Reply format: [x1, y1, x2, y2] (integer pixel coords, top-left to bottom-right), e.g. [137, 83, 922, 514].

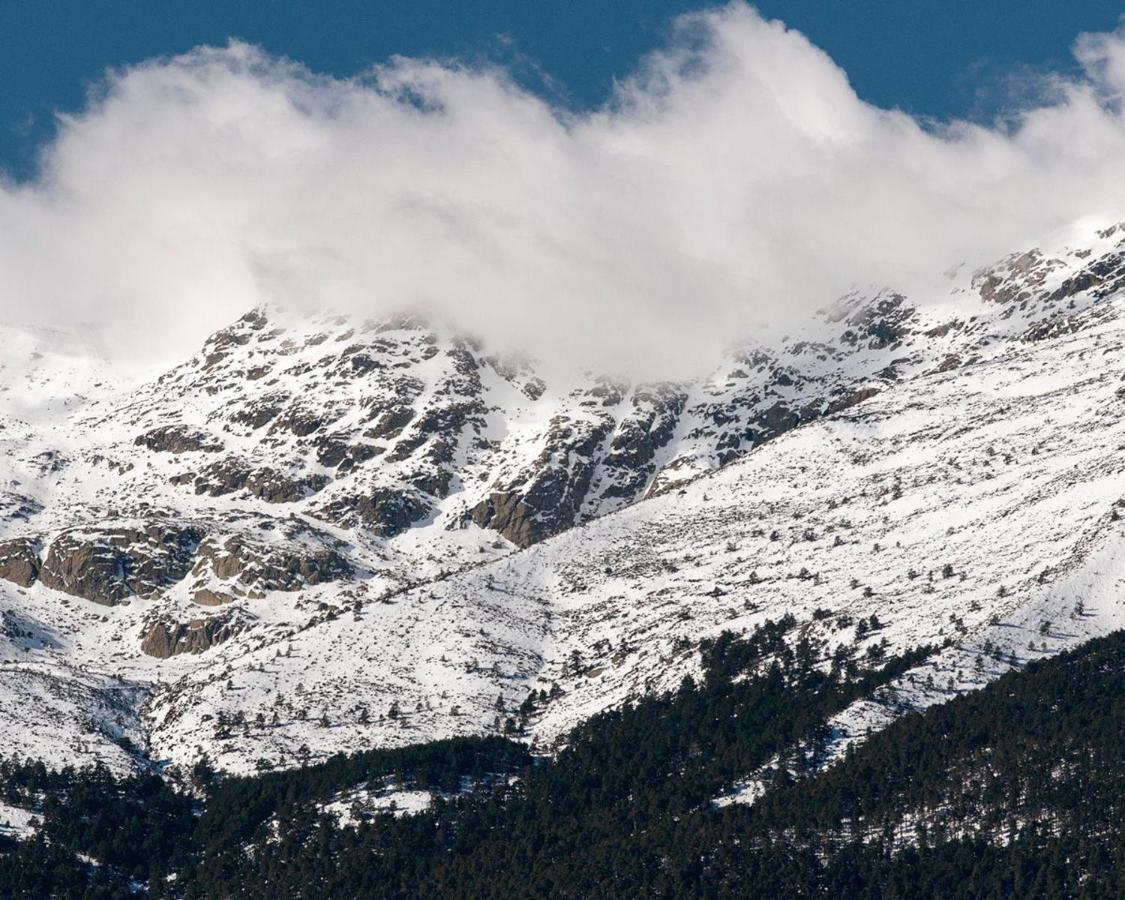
[1, 1, 1122, 180]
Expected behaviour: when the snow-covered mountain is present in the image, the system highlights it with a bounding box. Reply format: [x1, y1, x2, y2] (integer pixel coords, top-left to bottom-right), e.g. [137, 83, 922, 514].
[2, 220, 1125, 777]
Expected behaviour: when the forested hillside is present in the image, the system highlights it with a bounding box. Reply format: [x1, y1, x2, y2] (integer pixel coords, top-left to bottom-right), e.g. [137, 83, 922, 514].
[4, 622, 1125, 898]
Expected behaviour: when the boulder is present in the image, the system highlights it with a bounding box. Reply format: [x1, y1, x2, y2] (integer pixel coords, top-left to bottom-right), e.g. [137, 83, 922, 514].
[0, 538, 40, 588]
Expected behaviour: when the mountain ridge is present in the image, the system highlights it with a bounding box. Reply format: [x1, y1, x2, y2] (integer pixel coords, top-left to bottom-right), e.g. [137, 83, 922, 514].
[1, 220, 1124, 777]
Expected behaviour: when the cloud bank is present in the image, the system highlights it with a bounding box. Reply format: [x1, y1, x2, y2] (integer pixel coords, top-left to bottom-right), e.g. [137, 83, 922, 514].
[3, 3, 1125, 376]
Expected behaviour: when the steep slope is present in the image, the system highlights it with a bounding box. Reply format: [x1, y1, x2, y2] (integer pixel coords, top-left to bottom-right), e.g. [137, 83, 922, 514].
[5, 624, 1124, 898]
[1, 221, 1124, 774]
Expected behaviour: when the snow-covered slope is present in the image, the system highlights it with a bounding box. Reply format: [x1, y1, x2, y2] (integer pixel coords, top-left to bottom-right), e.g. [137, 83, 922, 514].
[2, 221, 1125, 775]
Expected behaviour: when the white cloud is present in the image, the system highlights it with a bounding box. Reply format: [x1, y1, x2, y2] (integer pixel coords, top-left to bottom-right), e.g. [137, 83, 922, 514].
[2, 4, 1125, 377]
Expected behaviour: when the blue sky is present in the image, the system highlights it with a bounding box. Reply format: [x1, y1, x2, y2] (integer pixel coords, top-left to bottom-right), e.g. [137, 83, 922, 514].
[1, 0, 1122, 179]
[3, 2, 1125, 370]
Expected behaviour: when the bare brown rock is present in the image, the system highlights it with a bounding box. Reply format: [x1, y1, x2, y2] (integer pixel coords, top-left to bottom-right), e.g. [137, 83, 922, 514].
[0, 538, 40, 588]
[37, 522, 205, 605]
[471, 413, 614, 547]
[191, 533, 352, 596]
[135, 425, 223, 455]
[141, 612, 249, 658]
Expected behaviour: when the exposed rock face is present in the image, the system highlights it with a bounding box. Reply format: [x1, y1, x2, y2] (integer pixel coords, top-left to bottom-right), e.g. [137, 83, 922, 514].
[313, 433, 380, 472]
[470, 491, 538, 547]
[199, 308, 268, 370]
[838, 291, 914, 349]
[0, 538, 40, 588]
[1049, 249, 1125, 304]
[472, 413, 614, 546]
[1, 514, 353, 606]
[588, 384, 688, 506]
[973, 241, 1125, 315]
[229, 393, 288, 430]
[135, 425, 223, 454]
[1022, 302, 1111, 342]
[314, 488, 430, 536]
[141, 611, 250, 658]
[191, 587, 233, 607]
[37, 522, 205, 605]
[190, 458, 329, 503]
[364, 406, 414, 441]
[269, 400, 346, 438]
[823, 386, 880, 416]
[974, 251, 1061, 306]
[191, 533, 352, 598]
[380, 343, 489, 500]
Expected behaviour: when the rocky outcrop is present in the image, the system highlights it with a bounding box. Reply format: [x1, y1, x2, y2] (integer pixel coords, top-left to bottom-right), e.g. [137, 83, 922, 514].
[364, 406, 415, 441]
[135, 425, 223, 454]
[839, 292, 914, 350]
[314, 488, 430, 536]
[269, 400, 346, 438]
[229, 393, 289, 430]
[472, 413, 614, 546]
[1048, 250, 1125, 304]
[4, 520, 348, 605]
[37, 522, 205, 605]
[191, 587, 233, 606]
[314, 434, 381, 473]
[141, 611, 250, 658]
[592, 384, 687, 504]
[191, 533, 352, 598]
[973, 245, 1125, 314]
[0, 538, 40, 588]
[0, 492, 43, 525]
[200, 308, 269, 370]
[470, 490, 540, 547]
[381, 346, 488, 498]
[823, 386, 880, 416]
[973, 251, 1060, 306]
[190, 458, 330, 503]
